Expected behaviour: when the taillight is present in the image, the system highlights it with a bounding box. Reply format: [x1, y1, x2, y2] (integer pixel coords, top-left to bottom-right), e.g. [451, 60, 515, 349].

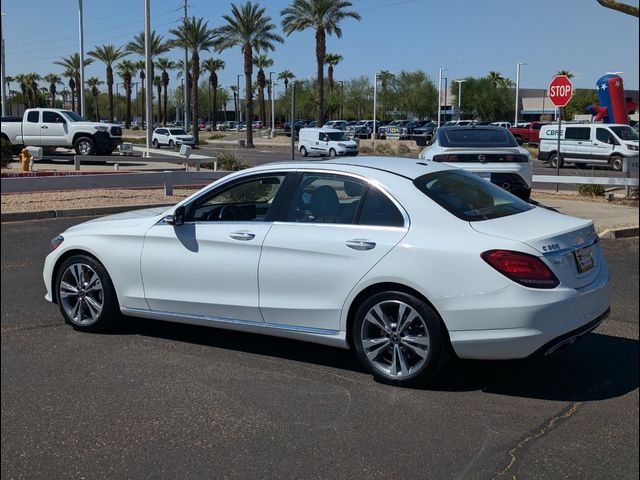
[503, 154, 529, 162]
[432, 154, 458, 162]
[481, 250, 559, 289]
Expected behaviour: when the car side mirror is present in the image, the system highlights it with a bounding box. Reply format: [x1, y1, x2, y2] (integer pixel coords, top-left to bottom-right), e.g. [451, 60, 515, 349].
[164, 205, 185, 226]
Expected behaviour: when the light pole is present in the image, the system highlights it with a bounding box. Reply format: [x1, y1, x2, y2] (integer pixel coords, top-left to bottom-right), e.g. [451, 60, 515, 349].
[78, 0, 86, 118]
[514, 62, 526, 126]
[437, 67, 447, 128]
[453, 79, 466, 120]
[443, 77, 448, 123]
[182, 0, 188, 131]
[339, 81, 344, 119]
[269, 71, 276, 138]
[1, 12, 6, 117]
[373, 72, 379, 139]
[236, 74, 243, 132]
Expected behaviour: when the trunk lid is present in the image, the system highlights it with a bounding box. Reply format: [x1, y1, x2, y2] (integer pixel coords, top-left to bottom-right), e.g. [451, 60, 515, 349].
[471, 206, 602, 289]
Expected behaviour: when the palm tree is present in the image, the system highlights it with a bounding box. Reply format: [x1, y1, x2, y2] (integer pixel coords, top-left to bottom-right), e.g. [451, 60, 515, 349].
[25, 73, 41, 108]
[155, 57, 175, 126]
[488, 71, 505, 88]
[134, 60, 147, 126]
[13, 74, 30, 109]
[277, 70, 295, 93]
[170, 16, 217, 145]
[116, 60, 136, 128]
[152, 76, 163, 125]
[214, 2, 283, 148]
[54, 54, 93, 113]
[44, 73, 62, 108]
[281, 0, 360, 126]
[125, 31, 169, 81]
[87, 44, 128, 123]
[324, 53, 343, 92]
[253, 54, 273, 126]
[86, 77, 104, 121]
[556, 70, 574, 79]
[201, 58, 225, 130]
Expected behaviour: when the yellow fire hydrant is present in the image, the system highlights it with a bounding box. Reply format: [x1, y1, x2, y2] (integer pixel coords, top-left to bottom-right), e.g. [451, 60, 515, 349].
[19, 148, 31, 172]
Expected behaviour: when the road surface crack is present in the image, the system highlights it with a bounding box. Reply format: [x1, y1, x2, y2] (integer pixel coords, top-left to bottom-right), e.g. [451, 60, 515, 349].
[493, 402, 582, 479]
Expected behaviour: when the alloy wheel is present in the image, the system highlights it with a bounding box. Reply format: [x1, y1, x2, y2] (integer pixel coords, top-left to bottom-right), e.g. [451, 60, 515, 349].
[58, 262, 104, 326]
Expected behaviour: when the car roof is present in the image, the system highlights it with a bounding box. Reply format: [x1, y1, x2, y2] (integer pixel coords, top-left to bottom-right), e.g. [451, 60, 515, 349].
[255, 156, 452, 181]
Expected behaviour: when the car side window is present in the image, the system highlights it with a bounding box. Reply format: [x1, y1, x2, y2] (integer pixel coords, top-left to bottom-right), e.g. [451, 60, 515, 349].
[565, 127, 590, 140]
[358, 187, 405, 227]
[27, 111, 39, 123]
[596, 128, 615, 144]
[286, 173, 366, 224]
[42, 111, 65, 123]
[189, 175, 286, 222]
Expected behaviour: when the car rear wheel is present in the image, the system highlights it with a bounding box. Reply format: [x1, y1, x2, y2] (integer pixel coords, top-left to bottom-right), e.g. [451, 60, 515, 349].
[55, 254, 121, 332]
[300, 146, 308, 157]
[549, 153, 564, 169]
[353, 291, 450, 386]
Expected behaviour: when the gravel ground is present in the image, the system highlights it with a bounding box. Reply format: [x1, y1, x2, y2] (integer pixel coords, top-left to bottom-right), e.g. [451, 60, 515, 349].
[1, 188, 200, 213]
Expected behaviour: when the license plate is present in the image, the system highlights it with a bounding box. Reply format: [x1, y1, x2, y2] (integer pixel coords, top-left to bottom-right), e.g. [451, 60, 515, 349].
[475, 172, 492, 181]
[574, 246, 594, 273]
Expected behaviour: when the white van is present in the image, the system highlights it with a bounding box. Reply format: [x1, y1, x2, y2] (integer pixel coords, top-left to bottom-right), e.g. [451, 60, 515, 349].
[538, 123, 639, 171]
[298, 127, 359, 158]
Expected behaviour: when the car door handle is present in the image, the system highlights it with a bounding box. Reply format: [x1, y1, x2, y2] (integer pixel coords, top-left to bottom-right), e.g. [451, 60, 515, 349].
[41, 126, 48, 129]
[229, 231, 255, 241]
[345, 239, 376, 251]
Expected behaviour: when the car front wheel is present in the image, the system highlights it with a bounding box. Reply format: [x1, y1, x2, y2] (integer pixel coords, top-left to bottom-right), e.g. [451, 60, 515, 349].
[55, 255, 121, 332]
[352, 291, 450, 386]
[610, 155, 623, 172]
[74, 136, 95, 156]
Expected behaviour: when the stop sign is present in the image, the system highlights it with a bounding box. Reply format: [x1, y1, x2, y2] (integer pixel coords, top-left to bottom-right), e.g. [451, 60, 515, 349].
[548, 75, 573, 107]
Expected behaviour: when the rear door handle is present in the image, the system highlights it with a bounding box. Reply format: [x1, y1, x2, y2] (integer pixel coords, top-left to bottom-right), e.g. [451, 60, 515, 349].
[41, 126, 48, 129]
[229, 231, 255, 241]
[346, 239, 376, 251]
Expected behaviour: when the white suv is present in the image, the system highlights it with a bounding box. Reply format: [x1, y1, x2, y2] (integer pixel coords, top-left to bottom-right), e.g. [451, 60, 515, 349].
[152, 127, 196, 149]
[419, 125, 533, 200]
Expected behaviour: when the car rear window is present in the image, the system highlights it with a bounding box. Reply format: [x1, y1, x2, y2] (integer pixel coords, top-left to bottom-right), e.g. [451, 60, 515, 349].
[438, 128, 518, 147]
[414, 170, 533, 221]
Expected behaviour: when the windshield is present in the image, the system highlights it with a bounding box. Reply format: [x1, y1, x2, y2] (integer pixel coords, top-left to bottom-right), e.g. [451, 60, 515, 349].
[610, 126, 639, 141]
[414, 170, 533, 221]
[326, 131, 349, 141]
[61, 110, 85, 122]
[439, 127, 518, 147]
[169, 129, 188, 135]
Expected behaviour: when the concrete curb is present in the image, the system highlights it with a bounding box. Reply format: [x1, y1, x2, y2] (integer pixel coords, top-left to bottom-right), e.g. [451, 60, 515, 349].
[598, 226, 640, 239]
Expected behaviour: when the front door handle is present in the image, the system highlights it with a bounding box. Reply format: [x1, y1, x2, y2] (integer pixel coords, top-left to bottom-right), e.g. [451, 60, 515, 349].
[346, 239, 376, 251]
[229, 231, 255, 241]
[41, 126, 48, 129]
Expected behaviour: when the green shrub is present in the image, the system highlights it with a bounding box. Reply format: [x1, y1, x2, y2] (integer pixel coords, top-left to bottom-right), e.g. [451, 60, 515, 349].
[577, 184, 605, 197]
[208, 133, 225, 140]
[201, 152, 250, 171]
[374, 142, 394, 156]
[1, 138, 14, 167]
[123, 137, 147, 144]
[396, 143, 411, 154]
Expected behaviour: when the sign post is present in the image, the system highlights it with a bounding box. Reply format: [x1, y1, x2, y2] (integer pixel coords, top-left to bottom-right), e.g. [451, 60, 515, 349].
[548, 75, 574, 192]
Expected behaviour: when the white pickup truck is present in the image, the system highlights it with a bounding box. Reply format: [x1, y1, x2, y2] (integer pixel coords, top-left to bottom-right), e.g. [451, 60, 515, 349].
[1, 108, 123, 155]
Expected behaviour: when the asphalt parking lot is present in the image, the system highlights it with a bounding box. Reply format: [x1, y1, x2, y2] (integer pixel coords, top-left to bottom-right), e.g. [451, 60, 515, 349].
[1, 218, 638, 479]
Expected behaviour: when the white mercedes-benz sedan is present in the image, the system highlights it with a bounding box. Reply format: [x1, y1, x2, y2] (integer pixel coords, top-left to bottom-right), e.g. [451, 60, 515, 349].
[43, 157, 611, 386]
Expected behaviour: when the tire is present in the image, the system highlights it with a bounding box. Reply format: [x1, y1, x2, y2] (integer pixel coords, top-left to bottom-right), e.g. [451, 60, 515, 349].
[55, 254, 121, 332]
[300, 146, 308, 157]
[352, 291, 450, 387]
[152, 139, 160, 149]
[610, 155, 623, 172]
[168, 140, 175, 150]
[549, 152, 564, 169]
[74, 136, 96, 156]
[329, 148, 337, 158]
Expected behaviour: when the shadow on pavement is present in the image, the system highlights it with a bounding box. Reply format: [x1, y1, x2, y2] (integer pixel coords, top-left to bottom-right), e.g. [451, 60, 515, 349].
[112, 317, 637, 401]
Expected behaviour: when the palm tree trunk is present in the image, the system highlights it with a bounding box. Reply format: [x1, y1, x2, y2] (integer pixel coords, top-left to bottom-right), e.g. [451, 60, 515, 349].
[191, 51, 200, 145]
[156, 84, 162, 126]
[107, 66, 114, 123]
[315, 28, 326, 126]
[244, 45, 254, 148]
[163, 85, 168, 126]
[259, 86, 265, 127]
[212, 87, 218, 130]
[126, 88, 132, 129]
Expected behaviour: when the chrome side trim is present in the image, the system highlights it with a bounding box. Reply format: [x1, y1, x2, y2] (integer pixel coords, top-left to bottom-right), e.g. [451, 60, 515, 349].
[120, 307, 349, 349]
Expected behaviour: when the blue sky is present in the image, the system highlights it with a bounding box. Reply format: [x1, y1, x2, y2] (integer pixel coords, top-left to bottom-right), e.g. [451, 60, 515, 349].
[2, 0, 639, 95]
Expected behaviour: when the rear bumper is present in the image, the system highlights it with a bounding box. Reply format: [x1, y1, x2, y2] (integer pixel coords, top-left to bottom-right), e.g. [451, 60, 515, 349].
[444, 266, 611, 360]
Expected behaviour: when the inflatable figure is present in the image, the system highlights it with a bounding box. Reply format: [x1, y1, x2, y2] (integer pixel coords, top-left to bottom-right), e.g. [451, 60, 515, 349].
[587, 74, 638, 124]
